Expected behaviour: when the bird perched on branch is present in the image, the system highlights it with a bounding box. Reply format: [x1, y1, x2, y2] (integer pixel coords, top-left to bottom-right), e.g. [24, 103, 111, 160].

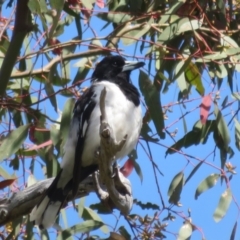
[30, 55, 144, 229]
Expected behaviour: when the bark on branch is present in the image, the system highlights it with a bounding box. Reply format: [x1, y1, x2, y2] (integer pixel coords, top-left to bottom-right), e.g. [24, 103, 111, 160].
[0, 177, 95, 227]
[94, 87, 133, 215]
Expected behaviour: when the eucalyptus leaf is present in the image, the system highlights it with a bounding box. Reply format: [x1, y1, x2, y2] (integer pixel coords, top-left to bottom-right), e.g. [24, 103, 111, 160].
[213, 188, 232, 222]
[195, 174, 220, 199]
[0, 124, 30, 162]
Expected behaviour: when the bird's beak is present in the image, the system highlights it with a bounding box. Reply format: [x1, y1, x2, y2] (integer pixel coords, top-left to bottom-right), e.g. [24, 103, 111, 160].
[122, 61, 145, 72]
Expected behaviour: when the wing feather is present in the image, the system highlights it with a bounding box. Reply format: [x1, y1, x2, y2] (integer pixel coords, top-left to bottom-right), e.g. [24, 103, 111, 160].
[71, 88, 98, 197]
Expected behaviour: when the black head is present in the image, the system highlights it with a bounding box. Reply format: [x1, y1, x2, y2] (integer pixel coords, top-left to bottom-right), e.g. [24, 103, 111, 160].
[91, 55, 145, 82]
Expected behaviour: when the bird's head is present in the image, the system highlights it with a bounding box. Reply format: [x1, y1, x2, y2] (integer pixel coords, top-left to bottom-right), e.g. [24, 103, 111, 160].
[91, 55, 145, 83]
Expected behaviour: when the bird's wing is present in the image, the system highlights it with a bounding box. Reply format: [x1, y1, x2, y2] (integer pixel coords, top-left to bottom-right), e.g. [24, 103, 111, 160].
[71, 87, 98, 197]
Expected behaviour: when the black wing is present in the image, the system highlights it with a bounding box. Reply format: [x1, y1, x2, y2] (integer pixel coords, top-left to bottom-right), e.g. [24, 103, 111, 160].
[71, 87, 98, 197]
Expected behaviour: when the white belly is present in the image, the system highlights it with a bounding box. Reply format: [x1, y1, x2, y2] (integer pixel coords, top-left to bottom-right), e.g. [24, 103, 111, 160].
[81, 81, 142, 166]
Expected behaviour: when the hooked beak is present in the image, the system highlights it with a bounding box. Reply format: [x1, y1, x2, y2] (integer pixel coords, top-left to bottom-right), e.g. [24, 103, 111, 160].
[122, 61, 145, 72]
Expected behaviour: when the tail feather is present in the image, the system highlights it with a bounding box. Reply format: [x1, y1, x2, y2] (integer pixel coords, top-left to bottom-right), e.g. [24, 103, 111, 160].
[30, 169, 71, 229]
[30, 197, 62, 229]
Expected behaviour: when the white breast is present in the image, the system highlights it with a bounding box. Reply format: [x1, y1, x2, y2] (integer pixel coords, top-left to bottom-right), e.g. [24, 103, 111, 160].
[81, 81, 142, 167]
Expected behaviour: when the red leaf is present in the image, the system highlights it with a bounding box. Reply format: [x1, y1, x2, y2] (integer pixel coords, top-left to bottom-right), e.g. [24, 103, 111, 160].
[96, 0, 104, 8]
[0, 179, 16, 190]
[29, 126, 36, 143]
[49, 38, 62, 55]
[120, 158, 134, 177]
[200, 95, 212, 124]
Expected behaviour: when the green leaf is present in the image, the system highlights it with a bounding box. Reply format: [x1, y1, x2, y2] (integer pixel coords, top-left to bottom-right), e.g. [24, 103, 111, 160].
[8, 79, 29, 90]
[216, 63, 228, 78]
[60, 98, 75, 147]
[72, 66, 91, 85]
[166, 120, 215, 155]
[232, 92, 240, 101]
[159, 1, 184, 24]
[9, 155, 19, 170]
[45, 82, 58, 113]
[220, 34, 238, 48]
[195, 174, 220, 199]
[82, 207, 109, 234]
[214, 105, 230, 149]
[158, 17, 180, 43]
[221, 96, 228, 108]
[230, 221, 237, 240]
[177, 73, 188, 96]
[19, 58, 26, 71]
[176, 18, 202, 35]
[0, 124, 30, 162]
[166, 130, 200, 155]
[213, 188, 232, 222]
[48, 0, 65, 39]
[28, 0, 48, 13]
[195, 52, 228, 62]
[41, 230, 50, 240]
[181, 107, 188, 134]
[177, 222, 192, 240]
[225, 47, 240, 56]
[140, 123, 159, 142]
[61, 208, 68, 228]
[118, 226, 131, 240]
[78, 197, 85, 218]
[63, 4, 82, 39]
[158, 18, 201, 44]
[139, 70, 165, 139]
[173, 58, 192, 82]
[97, 12, 131, 24]
[185, 62, 204, 96]
[81, 0, 94, 9]
[133, 158, 143, 183]
[0, 166, 11, 179]
[185, 161, 204, 185]
[234, 118, 240, 150]
[168, 172, 184, 205]
[57, 220, 104, 239]
[27, 174, 37, 187]
[50, 124, 61, 150]
[122, 21, 152, 46]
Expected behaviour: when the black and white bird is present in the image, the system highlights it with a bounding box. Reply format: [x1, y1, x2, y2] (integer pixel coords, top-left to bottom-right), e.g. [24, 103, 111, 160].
[30, 55, 144, 229]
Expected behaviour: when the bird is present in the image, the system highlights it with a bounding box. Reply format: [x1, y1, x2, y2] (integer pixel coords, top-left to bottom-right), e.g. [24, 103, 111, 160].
[30, 55, 145, 229]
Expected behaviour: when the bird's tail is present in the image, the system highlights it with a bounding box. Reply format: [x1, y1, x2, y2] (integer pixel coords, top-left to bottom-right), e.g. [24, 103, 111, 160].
[30, 169, 71, 229]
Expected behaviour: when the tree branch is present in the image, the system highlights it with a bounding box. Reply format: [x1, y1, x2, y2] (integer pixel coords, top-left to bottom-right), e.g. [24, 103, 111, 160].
[0, 176, 95, 227]
[95, 87, 133, 215]
[10, 48, 117, 80]
[0, 0, 33, 96]
[0, 167, 132, 226]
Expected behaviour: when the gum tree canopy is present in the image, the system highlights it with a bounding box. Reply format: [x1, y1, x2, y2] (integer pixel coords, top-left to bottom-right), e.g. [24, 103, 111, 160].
[0, 0, 240, 239]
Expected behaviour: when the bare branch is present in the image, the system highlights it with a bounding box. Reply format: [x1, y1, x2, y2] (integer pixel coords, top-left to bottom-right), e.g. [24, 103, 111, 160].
[10, 48, 117, 79]
[0, 176, 95, 227]
[95, 87, 133, 215]
[0, 166, 132, 227]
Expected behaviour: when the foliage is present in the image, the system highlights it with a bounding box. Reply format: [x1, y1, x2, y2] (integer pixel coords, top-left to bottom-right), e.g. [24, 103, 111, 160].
[0, 0, 240, 239]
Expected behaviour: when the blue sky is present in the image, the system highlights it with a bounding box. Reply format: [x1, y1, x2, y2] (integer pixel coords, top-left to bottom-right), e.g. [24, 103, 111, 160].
[1, 1, 240, 239]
